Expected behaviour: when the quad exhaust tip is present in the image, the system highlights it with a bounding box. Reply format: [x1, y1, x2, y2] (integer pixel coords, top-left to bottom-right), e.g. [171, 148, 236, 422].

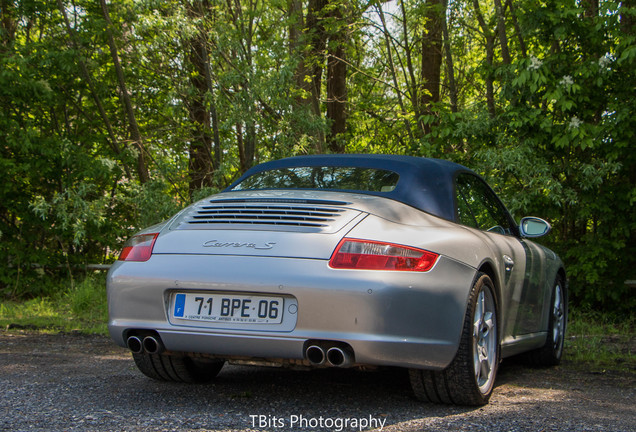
[126, 334, 164, 355]
[326, 346, 351, 367]
[142, 336, 163, 354]
[126, 336, 143, 354]
[305, 343, 353, 368]
[306, 345, 326, 365]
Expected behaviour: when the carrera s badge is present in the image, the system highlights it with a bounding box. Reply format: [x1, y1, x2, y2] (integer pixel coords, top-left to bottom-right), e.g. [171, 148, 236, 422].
[203, 240, 276, 250]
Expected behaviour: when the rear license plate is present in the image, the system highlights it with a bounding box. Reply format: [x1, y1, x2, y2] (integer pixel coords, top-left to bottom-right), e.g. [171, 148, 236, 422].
[172, 293, 284, 324]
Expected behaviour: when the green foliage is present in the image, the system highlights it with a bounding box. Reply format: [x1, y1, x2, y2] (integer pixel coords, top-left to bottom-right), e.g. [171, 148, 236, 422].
[397, 0, 635, 312]
[0, 0, 633, 314]
[498, 1, 634, 311]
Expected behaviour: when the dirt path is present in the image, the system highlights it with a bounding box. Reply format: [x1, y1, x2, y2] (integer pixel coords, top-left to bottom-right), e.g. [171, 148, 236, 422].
[0, 332, 634, 431]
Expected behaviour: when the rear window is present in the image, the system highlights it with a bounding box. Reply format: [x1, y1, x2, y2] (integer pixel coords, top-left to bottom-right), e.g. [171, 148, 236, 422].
[231, 166, 400, 193]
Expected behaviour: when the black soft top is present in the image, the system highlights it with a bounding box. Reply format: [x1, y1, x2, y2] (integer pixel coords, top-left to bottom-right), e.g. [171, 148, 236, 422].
[225, 154, 473, 221]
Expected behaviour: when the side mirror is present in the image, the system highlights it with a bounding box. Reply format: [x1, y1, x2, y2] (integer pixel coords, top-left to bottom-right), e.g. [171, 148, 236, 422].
[519, 217, 551, 238]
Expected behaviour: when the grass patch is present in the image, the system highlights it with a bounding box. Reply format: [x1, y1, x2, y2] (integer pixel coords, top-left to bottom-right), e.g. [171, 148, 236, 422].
[564, 307, 635, 373]
[0, 274, 108, 335]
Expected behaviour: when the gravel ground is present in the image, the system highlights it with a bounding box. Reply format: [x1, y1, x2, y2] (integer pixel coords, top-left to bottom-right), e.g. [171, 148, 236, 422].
[0, 332, 634, 432]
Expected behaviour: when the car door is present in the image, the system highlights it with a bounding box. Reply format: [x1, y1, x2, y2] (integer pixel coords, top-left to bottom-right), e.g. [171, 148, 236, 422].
[454, 174, 542, 339]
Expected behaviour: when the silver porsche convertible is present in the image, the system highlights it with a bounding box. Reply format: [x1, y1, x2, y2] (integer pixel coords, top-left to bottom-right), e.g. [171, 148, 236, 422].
[107, 154, 567, 406]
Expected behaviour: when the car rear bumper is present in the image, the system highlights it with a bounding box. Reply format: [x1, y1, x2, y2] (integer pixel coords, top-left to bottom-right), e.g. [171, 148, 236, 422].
[107, 254, 476, 370]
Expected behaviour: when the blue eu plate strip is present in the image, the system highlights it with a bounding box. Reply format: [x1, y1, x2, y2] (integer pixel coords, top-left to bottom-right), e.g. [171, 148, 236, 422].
[174, 294, 185, 317]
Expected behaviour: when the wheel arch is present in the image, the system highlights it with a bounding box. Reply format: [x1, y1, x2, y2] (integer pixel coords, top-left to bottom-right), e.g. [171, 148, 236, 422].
[557, 267, 567, 290]
[476, 260, 502, 311]
[542, 264, 568, 334]
[454, 261, 502, 344]
[556, 266, 568, 329]
[475, 260, 503, 348]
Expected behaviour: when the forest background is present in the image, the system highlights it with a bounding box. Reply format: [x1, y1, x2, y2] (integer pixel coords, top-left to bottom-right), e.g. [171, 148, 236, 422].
[0, 0, 634, 313]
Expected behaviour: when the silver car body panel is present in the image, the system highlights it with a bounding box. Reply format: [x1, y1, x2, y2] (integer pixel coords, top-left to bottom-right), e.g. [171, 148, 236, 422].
[108, 252, 476, 369]
[108, 188, 564, 370]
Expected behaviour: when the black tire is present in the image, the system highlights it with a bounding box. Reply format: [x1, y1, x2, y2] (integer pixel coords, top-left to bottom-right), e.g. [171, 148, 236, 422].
[526, 276, 567, 366]
[132, 352, 224, 383]
[409, 273, 499, 406]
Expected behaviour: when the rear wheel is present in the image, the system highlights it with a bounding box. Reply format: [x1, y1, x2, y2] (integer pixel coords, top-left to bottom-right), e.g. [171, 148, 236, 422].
[410, 273, 499, 406]
[132, 352, 224, 383]
[526, 276, 567, 366]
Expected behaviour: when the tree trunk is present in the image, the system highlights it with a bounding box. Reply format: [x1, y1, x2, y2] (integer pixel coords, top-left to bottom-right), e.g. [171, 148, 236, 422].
[493, 0, 511, 64]
[305, 0, 329, 152]
[304, 0, 328, 114]
[187, 41, 215, 193]
[99, 0, 149, 184]
[472, 0, 497, 117]
[203, 43, 222, 171]
[185, 0, 216, 195]
[400, 0, 424, 135]
[420, 0, 444, 134]
[326, 3, 347, 153]
[244, 120, 256, 172]
[0, 0, 17, 52]
[236, 123, 245, 172]
[441, 0, 458, 113]
[288, 0, 304, 86]
[506, 0, 527, 58]
[236, 121, 256, 174]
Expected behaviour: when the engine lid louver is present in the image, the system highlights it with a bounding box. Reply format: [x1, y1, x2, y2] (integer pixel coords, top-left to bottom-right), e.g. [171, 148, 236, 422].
[174, 198, 360, 233]
[191, 204, 343, 227]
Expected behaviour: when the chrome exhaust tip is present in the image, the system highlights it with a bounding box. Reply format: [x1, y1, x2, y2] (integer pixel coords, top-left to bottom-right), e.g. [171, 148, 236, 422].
[306, 345, 326, 365]
[142, 336, 164, 354]
[126, 336, 143, 354]
[327, 346, 352, 367]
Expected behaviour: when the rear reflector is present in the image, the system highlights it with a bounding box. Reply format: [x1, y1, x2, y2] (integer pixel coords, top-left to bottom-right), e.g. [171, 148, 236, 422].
[329, 238, 439, 272]
[118, 233, 159, 262]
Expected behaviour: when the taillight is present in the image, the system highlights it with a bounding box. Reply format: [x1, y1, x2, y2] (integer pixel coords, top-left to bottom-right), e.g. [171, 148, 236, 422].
[118, 233, 159, 262]
[329, 238, 439, 272]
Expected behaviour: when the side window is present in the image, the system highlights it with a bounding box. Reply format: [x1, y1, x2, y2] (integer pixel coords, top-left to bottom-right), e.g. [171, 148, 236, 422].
[455, 174, 512, 235]
[456, 187, 479, 229]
